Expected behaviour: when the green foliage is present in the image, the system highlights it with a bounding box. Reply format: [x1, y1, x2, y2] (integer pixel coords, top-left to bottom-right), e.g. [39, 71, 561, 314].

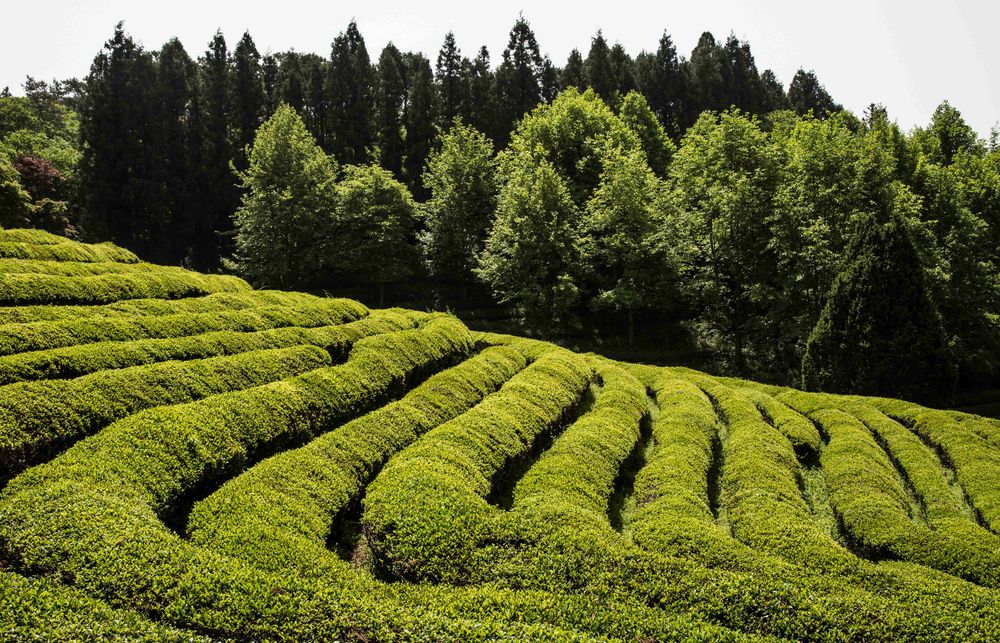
[666, 110, 781, 371]
[330, 164, 422, 302]
[232, 104, 338, 289]
[802, 215, 957, 404]
[617, 91, 675, 177]
[421, 120, 497, 284]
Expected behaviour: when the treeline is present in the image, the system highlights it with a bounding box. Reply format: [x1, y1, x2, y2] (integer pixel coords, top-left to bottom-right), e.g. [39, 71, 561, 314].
[65, 18, 837, 268]
[235, 89, 1000, 405]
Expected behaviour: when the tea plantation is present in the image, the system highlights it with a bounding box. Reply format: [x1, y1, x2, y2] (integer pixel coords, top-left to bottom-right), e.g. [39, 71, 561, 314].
[1, 230, 999, 641]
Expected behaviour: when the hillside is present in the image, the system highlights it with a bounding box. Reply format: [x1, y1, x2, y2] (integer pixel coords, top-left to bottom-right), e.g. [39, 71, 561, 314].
[0, 231, 999, 641]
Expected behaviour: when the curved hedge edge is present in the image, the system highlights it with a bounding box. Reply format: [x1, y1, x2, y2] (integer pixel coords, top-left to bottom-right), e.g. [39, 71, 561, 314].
[0, 569, 208, 642]
[0, 290, 353, 326]
[362, 347, 594, 583]
[0, 271, 250, 306]
[0, 228, 69, 245]
[867, 396, 1000, 534]
[512, 358, 646, 529]
[0, 344, 334, 484]
[0, 308, 417, 386]
[0, 240, 139, 263]
[189, 346, 528, 578]
[0, 317, 481, 639]
[0, 258, 223, 278]
[0, 298, 370, 357]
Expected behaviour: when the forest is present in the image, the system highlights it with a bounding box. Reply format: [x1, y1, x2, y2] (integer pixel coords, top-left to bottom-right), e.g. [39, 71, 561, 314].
[1, 17, 998, 406]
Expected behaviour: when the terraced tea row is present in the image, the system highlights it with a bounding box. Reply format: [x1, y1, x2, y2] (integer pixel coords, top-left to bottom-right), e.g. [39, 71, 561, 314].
[1, 232, 999, 641]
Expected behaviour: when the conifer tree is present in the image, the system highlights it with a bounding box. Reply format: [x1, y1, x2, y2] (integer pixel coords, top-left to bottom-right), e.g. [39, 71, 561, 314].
[561, 49, 585, 90]
[231, 32, 266, 161]
[585, 31, 616, 102]
[435, 32, 465, 125]
[788, 69, 840, 118]
[634, 31, 685, 138]
[326, 21, 374, 165]
[466, 46, 496, 141]
[403, 53, 436, 199]
[375, 44, 406, 177]
[802, 214, 957, 404]
[494, 16, 545, 143]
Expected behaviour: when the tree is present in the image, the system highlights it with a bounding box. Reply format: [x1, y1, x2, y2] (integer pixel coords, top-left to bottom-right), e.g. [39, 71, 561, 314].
[422, 120, 496, 292]
[633, 32, 686, 138]
[435, 32, 466, 125]
[326, 21, 374, 165]
[667, 110, 781, 372]
[929, 101, 982, 165]
[581, 147, 671, 344]
[787, 69, 840, 119]
[494, 15, 545, 142]
[561, 49, 585, 89]
[231, 105, 338, 289]
[466, 46, 496, 141]
[685, 32, 727, 120]
[618, 91, 675, 177]
[0, 155, 33, 228]
[759, 70, 787, 112]
[375, 44, 406, 177]
[477, 154, 583, 329]
[585, 31, 616, 102]
[610, 43, 637, 98]
[402, 53, 436, 199]
[231, 32, 266, 161]
[191, 29, 237, 268]
[802, 214, 957, 404]
[79, 23, 165, 259]
[330, 164, 422, 305]
[154, 38, 197, 261]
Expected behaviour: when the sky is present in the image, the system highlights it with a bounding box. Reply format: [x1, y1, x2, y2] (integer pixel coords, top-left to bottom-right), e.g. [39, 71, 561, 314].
[2, 0, 997, 136]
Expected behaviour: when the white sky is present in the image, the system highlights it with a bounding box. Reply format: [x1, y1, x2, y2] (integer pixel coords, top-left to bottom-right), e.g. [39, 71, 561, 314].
[2, 0, 997, 136]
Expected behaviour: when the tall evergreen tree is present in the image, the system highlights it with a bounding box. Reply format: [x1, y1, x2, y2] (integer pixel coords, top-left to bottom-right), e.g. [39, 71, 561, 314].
[192, 29, 236, 268]
[375, 44, 406, 177]
[155, 38, 197, 262]
[585, 31, 616, 102]
[759, 70, 787, 112]
[403, 53, 436, 199]
[610, 43, 637, 98]
[561, 49, 585, 90]
[261, 53, 279, 114]
[79, 23, 164, 259]
[231, 32, 266, 161]
[724, 35, 765, 114]
[788, 69, 840, 118]
[634, 31, 685, 138]
[435, 32, 465, 125]
[802, 214, 957, 404]
[276, 52, 305, 113]
[326, 21, 374, 165]
[685, 32, 728, 121]
[494, 15, 545, 143]
[466, 46, 496, 141]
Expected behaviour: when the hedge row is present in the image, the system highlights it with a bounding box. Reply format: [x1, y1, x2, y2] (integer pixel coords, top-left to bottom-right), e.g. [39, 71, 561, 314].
[737, 385, 821, 457]
[0, 317, 525, 639]
[0, 298, 368, 356]
[868, 397, 1000, 533]
[0, 228, 68, 245]
[512, 359, 647, 520]
[0, 569, 207, 642]
[0, 308, 419, 385]
[0, 289, 344, 325]
[0, 271, 250, 306]
[782, 392, 1000, 587]
[0, 240, 138, 263]
[189, 346, 528, 578]
[954, 413, 1000, 450]
[0, 344, 334, 483]
[362, 346, 594, 583]
[628, 373, 749, 565]
[0, 258, 207, 277]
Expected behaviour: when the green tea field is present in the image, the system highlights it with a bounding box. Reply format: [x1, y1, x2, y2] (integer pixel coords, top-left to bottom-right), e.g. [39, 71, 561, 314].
[1, 230, 999, 641]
